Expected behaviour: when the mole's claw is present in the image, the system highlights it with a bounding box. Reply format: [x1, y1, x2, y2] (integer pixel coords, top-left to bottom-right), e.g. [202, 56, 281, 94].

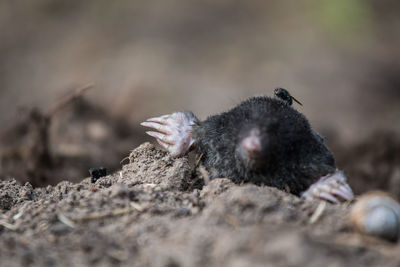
[301, 171, 354, 203]
[146, 114, 170, 124]
[319, 192, 339, 203]
[332, 188, 353, 200]
[141, 122, 172, 134]
[155, 139, 171, 150]
[141, 112, 199, 157]
[145, 131, 174, 144]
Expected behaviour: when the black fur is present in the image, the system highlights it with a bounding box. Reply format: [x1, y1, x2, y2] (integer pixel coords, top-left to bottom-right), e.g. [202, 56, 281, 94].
[193, 96, 336, 196]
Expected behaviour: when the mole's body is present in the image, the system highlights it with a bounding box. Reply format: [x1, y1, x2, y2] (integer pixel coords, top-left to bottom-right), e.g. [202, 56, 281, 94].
[141, 93, 353, 202]
[193, 97, 335, 195]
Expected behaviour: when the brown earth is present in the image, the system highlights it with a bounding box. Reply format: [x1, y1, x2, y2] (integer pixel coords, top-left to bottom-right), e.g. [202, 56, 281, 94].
[0, 143, 399, 267]
[1, 1, 399, 266]
[333, 132, 400, 198]
[0, 97, 147, 187]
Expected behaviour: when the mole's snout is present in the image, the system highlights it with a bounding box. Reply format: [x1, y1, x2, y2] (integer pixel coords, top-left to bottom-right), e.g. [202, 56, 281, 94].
[241, 131, 261, 156]
[237, 129, 264, 163]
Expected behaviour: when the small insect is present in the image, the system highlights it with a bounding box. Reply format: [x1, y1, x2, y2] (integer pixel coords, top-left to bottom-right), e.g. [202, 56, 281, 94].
[274, 88, 303, 106]
[89, 167, 107, 183]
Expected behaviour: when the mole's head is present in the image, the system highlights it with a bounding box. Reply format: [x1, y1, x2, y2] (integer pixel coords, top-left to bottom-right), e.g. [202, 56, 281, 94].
[235, 120, 280, 168]
[234, 97, 335, 179]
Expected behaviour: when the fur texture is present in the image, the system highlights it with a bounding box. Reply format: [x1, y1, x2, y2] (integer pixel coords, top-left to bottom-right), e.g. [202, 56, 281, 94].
[193, 96, 336, 195]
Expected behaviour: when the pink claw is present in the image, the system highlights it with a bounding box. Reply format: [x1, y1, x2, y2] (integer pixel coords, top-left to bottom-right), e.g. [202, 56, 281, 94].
[141, 112, 198, 157]
[145, 131, 174, 144]
[301, 171, 354, 203]
[146, 114, 170, 123]
[141, 122, 172, 135]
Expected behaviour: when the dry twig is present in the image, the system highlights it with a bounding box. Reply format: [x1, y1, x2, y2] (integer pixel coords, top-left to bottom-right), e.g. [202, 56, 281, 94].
[309, 201, 327, 224]
[46, 83, 94, 118]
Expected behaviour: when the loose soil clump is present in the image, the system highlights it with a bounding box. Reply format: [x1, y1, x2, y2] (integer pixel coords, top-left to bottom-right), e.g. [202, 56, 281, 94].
[0, 143, 399, 267]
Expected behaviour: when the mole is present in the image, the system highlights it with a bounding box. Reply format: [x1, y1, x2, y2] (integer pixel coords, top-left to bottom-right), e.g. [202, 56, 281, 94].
[141, 89, 353, 203]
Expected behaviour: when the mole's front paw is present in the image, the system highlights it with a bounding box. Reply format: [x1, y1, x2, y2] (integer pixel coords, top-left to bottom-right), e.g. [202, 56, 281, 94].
[301, 171, 354, 203]
[141, 112, 198, 157]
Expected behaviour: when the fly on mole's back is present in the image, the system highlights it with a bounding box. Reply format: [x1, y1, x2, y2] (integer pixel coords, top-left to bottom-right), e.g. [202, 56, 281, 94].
[274, 88, 303, 106]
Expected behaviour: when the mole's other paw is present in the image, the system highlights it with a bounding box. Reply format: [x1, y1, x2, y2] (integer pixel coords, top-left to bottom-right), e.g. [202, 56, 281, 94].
[141, 111, 199, 157]
[301, 171, 354, 203]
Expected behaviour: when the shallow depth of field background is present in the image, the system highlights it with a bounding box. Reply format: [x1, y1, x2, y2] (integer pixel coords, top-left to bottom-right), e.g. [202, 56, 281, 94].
[0, 0, 399, 185]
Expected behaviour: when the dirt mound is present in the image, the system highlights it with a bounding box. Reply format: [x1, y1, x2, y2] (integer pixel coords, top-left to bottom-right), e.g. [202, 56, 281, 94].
[334, 132, 400, 198]
[0, 143, 399, 267]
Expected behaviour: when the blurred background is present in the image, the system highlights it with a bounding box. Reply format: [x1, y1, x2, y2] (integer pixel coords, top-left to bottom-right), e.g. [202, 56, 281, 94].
[0, 0, 399, 194]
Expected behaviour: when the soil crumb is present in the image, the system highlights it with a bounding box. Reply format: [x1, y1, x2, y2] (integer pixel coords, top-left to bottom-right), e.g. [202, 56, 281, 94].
[0, 143, 399, 267]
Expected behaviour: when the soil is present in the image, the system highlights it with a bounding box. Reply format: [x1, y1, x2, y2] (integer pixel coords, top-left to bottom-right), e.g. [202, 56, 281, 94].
[0, 98, 147, 187]
[1, 1, 400, 266]
[0, 143, 399, 267]
[333, 132, 400, 198]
